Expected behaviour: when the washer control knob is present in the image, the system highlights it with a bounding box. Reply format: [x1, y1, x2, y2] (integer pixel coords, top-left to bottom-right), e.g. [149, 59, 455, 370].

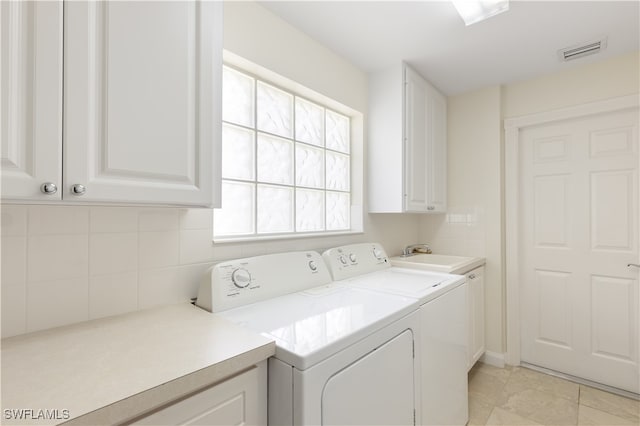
[339, 255, 348, 265]
[231, 268, 251, 288]
[372, 247, 384, 260]
[349, 253, 357, 263]
[309, 260, 318, 271]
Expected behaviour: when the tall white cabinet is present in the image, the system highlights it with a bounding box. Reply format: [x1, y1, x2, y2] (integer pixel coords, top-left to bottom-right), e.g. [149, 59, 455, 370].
[1, 1, 222, 207]
[369, 63, 447, 213]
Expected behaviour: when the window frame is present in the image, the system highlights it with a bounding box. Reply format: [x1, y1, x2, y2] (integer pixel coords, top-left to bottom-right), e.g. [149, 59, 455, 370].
[213, 54, 363, 243]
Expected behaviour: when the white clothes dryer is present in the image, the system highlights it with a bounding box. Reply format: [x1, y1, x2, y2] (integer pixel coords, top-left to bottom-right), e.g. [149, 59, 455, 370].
[196, 251, 422, 426]
[323, 243, 469, 426]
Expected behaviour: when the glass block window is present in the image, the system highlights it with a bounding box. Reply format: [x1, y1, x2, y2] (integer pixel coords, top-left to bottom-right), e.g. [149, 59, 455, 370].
[215, 66, 352, 238]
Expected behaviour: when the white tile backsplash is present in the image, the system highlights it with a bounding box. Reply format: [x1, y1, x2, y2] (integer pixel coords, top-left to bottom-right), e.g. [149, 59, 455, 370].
[139, 231, 180, 269]
[239, 243, 269, 258]
[27, 234, 89, 282]
[89, 272, 138, 319]
[1, 236, 27, 337]
[1, 205, 27, 236]
[178, 262, 215, 297]
[28, 205, 89, 235]
[90, 233, 138, 276]
[420, 206, 488, 258]
[179, 208, 213, 230]
[2, 235, 27, 286]
[179, 229, 216, 264]
[138, 262, 214, 310]
[139, 209, 180, 232]
[90, 207, 139, 233]
[27, 278, 89, 332]
[138, 267, 182, 310]
[1, 204, 420, 338]
[2, 280, 26, 338]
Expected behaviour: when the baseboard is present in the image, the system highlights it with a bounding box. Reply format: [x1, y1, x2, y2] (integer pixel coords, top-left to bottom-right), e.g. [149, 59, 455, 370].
[479, 351, 505, 368]
[520, 362, 639, 401]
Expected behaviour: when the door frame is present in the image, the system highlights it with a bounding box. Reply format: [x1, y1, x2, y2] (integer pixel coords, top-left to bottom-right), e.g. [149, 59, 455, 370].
[503, 94, 639, 366]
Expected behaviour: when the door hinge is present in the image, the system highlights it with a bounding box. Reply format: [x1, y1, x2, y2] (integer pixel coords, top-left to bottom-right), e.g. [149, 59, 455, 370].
[413, 409, 416, 425]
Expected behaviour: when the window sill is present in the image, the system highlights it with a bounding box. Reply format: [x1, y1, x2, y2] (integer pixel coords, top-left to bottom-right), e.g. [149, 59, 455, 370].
[213, 230, 364, 244]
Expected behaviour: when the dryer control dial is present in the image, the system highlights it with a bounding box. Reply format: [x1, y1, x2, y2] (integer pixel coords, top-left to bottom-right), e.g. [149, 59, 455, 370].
[349, 253, 357, 263]
[339, 255, 348, 265]
[231, 268, 251, 288]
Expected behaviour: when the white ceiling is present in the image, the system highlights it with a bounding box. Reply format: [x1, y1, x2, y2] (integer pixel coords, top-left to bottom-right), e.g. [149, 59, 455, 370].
[259, 1, 640, 95]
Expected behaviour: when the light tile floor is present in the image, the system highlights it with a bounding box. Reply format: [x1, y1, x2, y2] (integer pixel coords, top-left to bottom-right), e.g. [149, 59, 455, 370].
[468, 363, 640, 425]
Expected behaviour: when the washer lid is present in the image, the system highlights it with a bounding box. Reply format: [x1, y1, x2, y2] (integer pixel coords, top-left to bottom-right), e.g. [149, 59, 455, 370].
[215, 284, 419, 370]
[344, 267, 466, 303]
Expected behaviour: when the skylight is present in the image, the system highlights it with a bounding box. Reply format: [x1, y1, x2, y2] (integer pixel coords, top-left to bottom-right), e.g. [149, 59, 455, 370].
[451, 0, 510, 26]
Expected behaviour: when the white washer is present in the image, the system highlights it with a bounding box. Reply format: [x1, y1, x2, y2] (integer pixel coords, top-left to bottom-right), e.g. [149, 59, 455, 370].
[196, 251, 422, 426]
[323, 243, 469, 426]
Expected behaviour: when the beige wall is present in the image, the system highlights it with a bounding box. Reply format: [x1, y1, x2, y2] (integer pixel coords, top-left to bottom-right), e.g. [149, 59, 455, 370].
[421, 50, 640, 358]
[419, 86, 504, 354]
[224, 1, 367, 114]
[503, 51, 640, 118]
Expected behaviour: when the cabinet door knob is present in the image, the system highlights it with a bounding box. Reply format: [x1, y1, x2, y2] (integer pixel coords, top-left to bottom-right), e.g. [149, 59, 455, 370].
[40, 182, 58, 194]
[427, 206, 435, 211]
[71, 184, 86, 195]
[468, 273, 476, 279]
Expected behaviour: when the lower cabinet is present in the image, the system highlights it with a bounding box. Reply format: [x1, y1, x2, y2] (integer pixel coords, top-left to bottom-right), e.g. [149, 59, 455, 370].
[132, 361, 267, 425]
[467, 266, 485, 370]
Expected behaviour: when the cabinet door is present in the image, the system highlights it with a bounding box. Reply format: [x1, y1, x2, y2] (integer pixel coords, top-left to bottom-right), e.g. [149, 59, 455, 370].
[133, 362, 267, 426]
[404, 66, 430, 212]
[64, 1, 221, 207]
[404, 66, 447, 213]
[1, 1, 62, 201]
[426, 85, 447, 212]
[467, 266, 485, 369]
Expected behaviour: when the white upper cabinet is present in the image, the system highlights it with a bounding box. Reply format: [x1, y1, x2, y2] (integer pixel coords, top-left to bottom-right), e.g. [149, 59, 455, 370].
[404, 66, 447, 212]
[369, 63, 447, 213]
[1, 1, 222, 207]
[1, 1, 63, 201]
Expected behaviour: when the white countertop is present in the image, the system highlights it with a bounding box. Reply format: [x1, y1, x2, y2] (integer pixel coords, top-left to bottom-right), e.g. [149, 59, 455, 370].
[390, 254, 485, 274]
[1, 303, 275, 425]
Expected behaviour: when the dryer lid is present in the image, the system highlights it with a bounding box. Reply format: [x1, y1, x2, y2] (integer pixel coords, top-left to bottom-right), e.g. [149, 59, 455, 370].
[216, 284, 419, 370]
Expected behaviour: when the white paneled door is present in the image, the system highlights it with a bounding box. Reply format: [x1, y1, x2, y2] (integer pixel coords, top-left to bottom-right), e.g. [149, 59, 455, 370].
[519, 108, 639, 393]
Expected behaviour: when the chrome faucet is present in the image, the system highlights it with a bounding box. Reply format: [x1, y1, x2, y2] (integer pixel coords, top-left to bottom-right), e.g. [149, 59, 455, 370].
[401, 244, 432, 257]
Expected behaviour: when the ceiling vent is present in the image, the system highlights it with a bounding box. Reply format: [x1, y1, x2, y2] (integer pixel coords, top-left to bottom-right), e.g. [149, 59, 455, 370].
[558, 37, 608, 62]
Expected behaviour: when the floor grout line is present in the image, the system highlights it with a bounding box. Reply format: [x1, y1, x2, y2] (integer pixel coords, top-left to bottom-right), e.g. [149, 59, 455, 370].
[469, 363, 639, 426]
